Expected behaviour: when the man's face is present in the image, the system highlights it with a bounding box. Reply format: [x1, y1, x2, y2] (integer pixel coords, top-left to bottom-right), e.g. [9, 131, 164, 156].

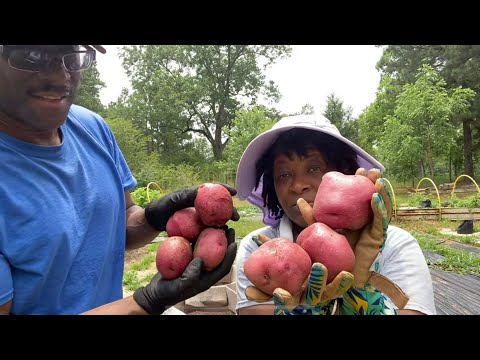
[0, 45, 82, 130]
[273, 149, 333, 228]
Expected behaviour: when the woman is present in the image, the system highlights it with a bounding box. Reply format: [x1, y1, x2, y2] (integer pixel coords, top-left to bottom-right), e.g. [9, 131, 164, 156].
[234, 114, 436, 315]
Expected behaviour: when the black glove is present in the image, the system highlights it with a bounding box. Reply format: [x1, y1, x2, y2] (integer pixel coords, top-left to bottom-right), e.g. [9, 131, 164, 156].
[144, 183, 240, 231]
[133, 228, 237, 314]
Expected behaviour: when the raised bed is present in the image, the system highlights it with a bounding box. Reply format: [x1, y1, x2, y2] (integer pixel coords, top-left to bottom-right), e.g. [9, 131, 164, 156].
[396, 207, 480, 221]
[385, 174, 480, 222]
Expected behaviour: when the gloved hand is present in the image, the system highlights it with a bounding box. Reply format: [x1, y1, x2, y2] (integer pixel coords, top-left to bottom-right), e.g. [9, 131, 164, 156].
[133, 228, 237, 314]
[144, 183, 240, 231]
[339, 168, 408, 315]
[273, 262, 353, 315]
[244, 234, 353, 315]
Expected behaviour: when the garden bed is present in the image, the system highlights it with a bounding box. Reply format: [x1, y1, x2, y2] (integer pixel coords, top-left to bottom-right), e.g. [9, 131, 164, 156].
[396, 207, 480, 221]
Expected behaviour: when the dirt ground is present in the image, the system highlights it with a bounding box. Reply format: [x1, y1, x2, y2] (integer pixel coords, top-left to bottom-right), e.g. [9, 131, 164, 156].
[124, 245, 151, 272]
[124, 245, 235, 315]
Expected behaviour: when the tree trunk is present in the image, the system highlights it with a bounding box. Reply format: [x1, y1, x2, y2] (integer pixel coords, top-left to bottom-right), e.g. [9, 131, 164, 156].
[449, 156, 452, 183]
[463, 119, 475, 179]
[417, 160, 424, 178]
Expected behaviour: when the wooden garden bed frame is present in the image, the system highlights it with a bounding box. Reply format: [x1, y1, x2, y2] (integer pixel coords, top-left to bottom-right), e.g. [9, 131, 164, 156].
[385, 174, 480, 222]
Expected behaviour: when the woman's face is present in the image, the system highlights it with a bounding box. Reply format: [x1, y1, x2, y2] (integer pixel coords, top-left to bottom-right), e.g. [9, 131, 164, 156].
[273, 149, 333, 228]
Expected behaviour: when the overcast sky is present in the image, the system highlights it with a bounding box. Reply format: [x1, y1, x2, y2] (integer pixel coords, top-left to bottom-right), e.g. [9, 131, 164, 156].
[96, 45, 384, 118]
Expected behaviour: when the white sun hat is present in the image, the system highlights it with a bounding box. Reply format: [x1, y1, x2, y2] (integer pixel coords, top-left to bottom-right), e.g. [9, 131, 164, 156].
[235, 114, 384, 226]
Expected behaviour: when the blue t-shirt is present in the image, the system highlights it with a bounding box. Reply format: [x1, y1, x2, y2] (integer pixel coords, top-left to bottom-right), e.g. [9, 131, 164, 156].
[0, 105, 137, 314]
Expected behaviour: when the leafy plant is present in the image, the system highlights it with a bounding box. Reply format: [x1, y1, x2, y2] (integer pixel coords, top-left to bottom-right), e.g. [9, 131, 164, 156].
[131, 187, 164, 208]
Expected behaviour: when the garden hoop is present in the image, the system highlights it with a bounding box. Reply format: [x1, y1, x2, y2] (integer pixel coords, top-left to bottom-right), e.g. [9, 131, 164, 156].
[146, 182, 163, 203]
[415, 177, 442, 220]
[382, 178, 397, 221]
[451, 175, 480, 197]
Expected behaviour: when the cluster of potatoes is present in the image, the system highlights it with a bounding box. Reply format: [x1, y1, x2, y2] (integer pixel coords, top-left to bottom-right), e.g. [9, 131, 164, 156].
[156, 183, 233, 279]
[245, 172, 376, 296]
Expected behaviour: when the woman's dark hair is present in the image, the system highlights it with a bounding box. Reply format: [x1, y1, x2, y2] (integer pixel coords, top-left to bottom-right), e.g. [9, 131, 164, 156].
[255, 128, 359, 221]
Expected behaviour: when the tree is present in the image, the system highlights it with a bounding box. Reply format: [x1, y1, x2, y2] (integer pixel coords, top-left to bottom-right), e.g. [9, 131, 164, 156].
[104, 117, 148, 176]
[377, 45, 480, 178]
[323, 93, 358, 143]
[76, 63, 105, 115]
[379, 65, 475, 179]
[223, 107, 278, 175]
[300, 103, 315, 115]
[119, 45, 291, 161]
[357, 76, 401, 157]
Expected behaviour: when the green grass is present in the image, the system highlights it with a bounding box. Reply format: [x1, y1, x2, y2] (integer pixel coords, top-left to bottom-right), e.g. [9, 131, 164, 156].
[395, 219, 480, 246]
[393, 219, 480, 275]
[414, 233, 480, 275]
[123, 242, 159, 291]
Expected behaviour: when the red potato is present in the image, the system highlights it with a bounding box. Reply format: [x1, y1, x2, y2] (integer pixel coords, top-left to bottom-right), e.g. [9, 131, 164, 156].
[166, 207, 206, 241]
[296, 222, 355, 283]
[156, 236, 193, 280]
[244, 238, 312, 296]
[193, 228, 228, 271]
[313, 171, 376, 231]
[194, 183, 233, 227]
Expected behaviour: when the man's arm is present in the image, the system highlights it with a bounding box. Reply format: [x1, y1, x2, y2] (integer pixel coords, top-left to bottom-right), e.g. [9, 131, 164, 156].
[0, 301, 12, 315]
[81, 296, 148, 315]
[125, 192, 161, 250]
[237, 304, 275, 315]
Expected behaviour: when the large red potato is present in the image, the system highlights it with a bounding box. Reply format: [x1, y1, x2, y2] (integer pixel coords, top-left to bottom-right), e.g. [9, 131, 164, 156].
[296, 222, 355, 283]
[194, 183, 233, 227]
[244, 238, 312, 296]
[166, 207, 205, 241]
[313, 171, 375, 231]
[193, 228, 228, 271]
[156, 236, 193, 280]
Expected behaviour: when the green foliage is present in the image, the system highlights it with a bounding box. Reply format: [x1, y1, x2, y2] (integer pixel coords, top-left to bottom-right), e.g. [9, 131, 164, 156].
[446, 193, 480, 208]
[406, 193, 439, 208]
[376, 45, 480, 178]
[405, 192, 480, 209]
[104, 117, 149, 176]
[300, 103, 315, 115]
[76, 63, 105, 114]
[131, 187, 164, 208]
[357, 76, 400, 156]
[323, 93, 358, 143]
[119, 45, 291, 161]
[414, 234, 480, 275]
[223, 107, 278, 177]
[378, 65, 475, 180]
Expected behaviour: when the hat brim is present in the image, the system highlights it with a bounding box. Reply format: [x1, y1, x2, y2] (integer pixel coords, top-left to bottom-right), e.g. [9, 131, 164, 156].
[235, 123, 384, 226]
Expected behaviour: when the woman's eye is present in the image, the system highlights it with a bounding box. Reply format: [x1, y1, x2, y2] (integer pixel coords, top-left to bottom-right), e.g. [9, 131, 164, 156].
[309, 166, 323, 173]
[275, 172, 291, 181]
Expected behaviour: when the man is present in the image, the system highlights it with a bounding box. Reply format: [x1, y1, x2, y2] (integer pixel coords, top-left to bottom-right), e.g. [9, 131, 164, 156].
[0, 45, 237, 315]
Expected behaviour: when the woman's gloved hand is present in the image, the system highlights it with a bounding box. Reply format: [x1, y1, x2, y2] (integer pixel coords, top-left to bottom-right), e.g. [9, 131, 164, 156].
[244, 234, 353, 315]
[339, 168, 408, 315]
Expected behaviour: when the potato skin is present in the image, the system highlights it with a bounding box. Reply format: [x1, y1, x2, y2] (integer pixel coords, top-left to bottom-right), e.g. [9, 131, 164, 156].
[296, 222, 355, 283]
[244, 238, 312, 296]
[313, 172, 375, 230]
[166, 207, 205, 241]
[193, 228, 228, 271]
[156, 236, 193, 280]
[194, 183, 233, 227]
